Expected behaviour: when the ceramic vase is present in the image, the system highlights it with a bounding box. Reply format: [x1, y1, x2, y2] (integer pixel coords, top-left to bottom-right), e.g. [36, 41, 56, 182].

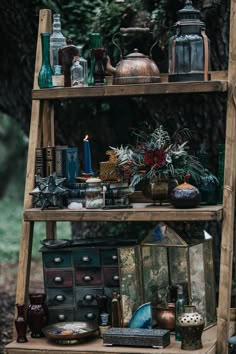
[27, 293, 48, 338]
[177, 305, 205, 350]
[15, 304, 28, 343]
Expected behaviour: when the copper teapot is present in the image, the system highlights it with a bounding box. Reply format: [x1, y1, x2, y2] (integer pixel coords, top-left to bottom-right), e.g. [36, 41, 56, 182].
[111, 27, 160, 85]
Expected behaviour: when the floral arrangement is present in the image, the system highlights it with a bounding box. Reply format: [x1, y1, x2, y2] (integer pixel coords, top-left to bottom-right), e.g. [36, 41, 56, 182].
[110, 125, 205, 188]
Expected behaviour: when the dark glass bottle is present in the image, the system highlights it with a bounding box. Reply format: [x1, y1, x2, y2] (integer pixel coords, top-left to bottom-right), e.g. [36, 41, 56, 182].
[38, 33, 53, 88]
[111, 291, 123, 327]
[87, 33, 102, 86]
[92, 48, 106, 86]
[58, 37, 79, 87]
[15, 304, 28, 343]
[27, 293, 48, 338]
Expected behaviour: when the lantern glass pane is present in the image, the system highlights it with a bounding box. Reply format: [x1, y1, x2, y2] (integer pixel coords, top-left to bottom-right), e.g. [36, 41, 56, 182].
[118, 246, 143, 326]
[189, 235, 216, 326]
[168, 247, 189, 296]
[141, 223, 187, 247]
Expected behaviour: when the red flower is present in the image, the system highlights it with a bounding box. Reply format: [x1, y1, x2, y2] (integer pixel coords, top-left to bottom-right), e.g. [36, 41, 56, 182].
[144, 149, 167, 168]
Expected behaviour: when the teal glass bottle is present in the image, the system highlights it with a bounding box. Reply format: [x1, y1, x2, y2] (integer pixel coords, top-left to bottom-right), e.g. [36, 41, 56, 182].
[88, 33, 102, 86]
[38, 33, 53, 88]
[196, 149, 218, 205]
[175, 286, 185, 341]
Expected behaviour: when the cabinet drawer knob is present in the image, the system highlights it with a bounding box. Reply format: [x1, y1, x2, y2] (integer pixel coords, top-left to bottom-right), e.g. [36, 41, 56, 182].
[84, 294, 93, 302]
[53, 256, 63, 264]
[113, 275, 119, 281]
[58, 314, 65, 321]
[53, 276, 63, 283]
[55, 294, 65, 302]
[111, 255, 118, 261]
[83, 275, 93, 282]
[86, 312, 96, 320]
[81, 256, 91, 263]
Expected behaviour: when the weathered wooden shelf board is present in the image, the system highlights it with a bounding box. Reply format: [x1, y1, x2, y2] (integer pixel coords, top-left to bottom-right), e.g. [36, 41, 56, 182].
[5, 323, 235, 354]
[24, 205, 223, 222]
[32, 80, 228, 100]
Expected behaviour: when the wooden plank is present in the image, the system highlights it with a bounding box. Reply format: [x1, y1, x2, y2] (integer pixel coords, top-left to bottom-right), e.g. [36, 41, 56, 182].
[23, 205, 223, 222]
[14, 8, 52, 324]
[216, 0, 236, 353]
[4, 323, 236, 354]
[42, 101, 54, 147]
[32, 80, 228, 100]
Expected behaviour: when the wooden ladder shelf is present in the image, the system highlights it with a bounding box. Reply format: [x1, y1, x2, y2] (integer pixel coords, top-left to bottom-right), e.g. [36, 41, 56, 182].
[4, 1, 236, 353]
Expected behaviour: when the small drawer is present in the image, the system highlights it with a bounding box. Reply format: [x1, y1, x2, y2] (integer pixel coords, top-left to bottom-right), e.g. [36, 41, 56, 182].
[73, 249, 100, 267]
[76, 287, 103, 306]
[46, 288, 74, 307]
[75, 306, 99, 322]
[43, 252, 72, 268]
[48, 309, 75, 324]
[45, 270, 73, 288]
[103, 267, 120, 287]
[75, 268, 102, 286]
[101, 249, 118, 265]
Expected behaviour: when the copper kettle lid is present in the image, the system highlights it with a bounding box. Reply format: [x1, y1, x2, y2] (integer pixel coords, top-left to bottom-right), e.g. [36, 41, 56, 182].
[124, 48, 146, 59]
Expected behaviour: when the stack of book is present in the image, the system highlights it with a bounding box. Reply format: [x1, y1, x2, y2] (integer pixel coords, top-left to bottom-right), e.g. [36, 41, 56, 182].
[66, 181, 130, 207]
[35, 146, 80, 184]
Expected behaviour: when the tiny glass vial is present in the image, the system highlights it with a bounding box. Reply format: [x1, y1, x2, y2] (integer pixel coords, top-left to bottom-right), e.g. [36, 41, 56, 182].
[77, 45, 88, 86]
[71, 56, 84, 87]
[99, 313, 111, 338]
[85, 177, 103, 209]
[52, 65, 64, 87]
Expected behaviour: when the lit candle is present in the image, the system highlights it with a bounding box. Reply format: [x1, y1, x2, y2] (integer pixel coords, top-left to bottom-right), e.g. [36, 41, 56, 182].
[83, 135, 94, 175]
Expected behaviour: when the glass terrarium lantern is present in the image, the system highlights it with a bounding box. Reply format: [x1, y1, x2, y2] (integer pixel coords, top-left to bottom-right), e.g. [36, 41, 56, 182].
[168, 0, 211, 82]
[141, 223, 216, 327]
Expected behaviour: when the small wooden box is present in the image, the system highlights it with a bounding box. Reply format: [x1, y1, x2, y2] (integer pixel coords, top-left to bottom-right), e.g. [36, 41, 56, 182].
[103, 328, 170, 349]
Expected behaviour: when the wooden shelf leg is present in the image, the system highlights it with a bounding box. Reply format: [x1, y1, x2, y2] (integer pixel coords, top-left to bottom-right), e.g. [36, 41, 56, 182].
[216, 1, 236, 352]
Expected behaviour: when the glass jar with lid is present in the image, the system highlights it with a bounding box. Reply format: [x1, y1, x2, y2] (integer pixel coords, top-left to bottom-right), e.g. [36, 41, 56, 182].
[85, 177, 103, 209]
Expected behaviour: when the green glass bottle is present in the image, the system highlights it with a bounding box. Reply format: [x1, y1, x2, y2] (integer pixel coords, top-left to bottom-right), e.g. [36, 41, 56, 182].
[87, 33, 102, 86]
[38, 33, 53, 88]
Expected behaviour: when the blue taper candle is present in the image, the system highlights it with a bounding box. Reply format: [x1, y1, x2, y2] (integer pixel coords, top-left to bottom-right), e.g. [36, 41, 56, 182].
[83, 135, 94, 175]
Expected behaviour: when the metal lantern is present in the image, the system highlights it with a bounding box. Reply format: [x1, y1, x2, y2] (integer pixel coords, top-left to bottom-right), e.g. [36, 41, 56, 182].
[168, 0, 211, 82]
[141, 223, 216, 327]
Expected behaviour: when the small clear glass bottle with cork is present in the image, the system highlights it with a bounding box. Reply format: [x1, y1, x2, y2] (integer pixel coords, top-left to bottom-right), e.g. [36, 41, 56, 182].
[52, 64, 64, 88]
[71, 56, 84, 87]
[77, 45, 88, 86]
[50, 14, 66, 72]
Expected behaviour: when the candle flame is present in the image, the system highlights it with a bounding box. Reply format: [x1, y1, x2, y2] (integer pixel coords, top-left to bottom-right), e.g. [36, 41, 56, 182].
[84, 135, 89, 141]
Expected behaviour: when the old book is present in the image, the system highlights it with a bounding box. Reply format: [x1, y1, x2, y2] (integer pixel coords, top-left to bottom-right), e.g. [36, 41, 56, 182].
[44, 146, 55, 176]
[55, 146, 68, 177]
[63, 147, 79, 184]
[35, 148, 45, 176]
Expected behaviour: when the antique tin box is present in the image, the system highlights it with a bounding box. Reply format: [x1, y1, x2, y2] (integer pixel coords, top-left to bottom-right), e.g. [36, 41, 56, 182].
[103, 328, 170, 348]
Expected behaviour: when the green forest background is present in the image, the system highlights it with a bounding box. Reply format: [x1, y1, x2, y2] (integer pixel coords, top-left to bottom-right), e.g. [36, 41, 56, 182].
[0, 0, 229, 265]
